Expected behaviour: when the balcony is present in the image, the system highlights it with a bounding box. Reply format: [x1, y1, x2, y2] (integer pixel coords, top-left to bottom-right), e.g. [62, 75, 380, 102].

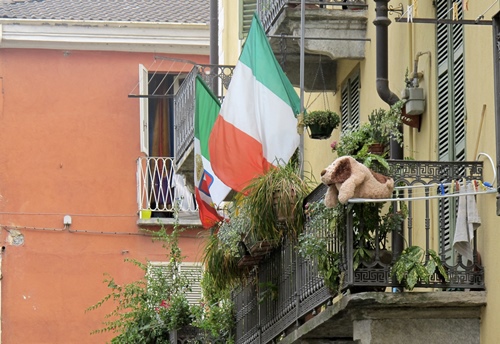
[233, 160, 489, 344]
[258, 0, 368, 91]
[173, 64, 234, 186]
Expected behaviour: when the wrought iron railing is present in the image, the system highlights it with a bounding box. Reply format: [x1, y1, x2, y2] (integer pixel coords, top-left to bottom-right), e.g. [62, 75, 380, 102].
[257, 0, 367, 33]
[173, 64, 234, 169]
[233, 160, 488, 344]
[137, 157, 197, 215]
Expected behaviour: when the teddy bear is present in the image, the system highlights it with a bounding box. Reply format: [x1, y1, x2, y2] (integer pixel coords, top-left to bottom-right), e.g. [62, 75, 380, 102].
[320, 156, 394, 207]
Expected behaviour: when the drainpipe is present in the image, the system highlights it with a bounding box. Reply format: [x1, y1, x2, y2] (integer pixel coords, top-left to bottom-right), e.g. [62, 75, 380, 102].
[210, 0, 218, 65]
[373, 0, 404, 287]
[493, 13, 500, 215]
[210, 0, 219, 92]
[373, 0, 403, 160]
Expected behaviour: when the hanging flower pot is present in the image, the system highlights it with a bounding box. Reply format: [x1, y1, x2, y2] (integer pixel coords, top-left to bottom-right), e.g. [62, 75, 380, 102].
[307, 123, 337, 140]
[303, 110, 340, 140]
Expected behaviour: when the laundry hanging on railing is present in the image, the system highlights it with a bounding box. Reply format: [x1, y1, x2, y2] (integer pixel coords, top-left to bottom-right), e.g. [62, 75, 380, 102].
[453, 181, 481, 263]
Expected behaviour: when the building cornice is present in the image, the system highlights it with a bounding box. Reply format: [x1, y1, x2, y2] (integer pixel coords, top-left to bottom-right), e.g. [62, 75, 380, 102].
[0, 19, 209, 54]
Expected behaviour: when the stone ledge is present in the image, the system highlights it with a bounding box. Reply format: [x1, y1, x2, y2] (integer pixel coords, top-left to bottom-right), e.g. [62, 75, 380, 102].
[281, 291, 486, 343]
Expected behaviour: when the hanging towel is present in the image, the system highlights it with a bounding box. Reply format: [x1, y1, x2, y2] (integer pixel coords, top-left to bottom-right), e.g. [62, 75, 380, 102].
[453, 183, 481, 263]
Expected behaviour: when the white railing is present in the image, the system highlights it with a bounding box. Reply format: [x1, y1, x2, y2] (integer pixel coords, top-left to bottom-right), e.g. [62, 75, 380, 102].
[137, 157, 198, 215]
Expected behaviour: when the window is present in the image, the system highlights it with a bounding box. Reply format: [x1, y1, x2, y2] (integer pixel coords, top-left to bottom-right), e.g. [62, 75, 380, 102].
[147, 262, 203, 305]
[340, 71, 360, 131]
[139, 64, 186, 157]
[137, 65, 195, 215]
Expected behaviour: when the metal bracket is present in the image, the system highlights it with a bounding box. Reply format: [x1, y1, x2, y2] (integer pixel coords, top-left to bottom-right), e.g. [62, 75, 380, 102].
[389, 3, 404, 19]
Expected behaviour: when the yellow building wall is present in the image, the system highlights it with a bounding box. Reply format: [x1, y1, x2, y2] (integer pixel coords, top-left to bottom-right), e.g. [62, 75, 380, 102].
[464, 3, 499, 344]
[220, 0, 243, 65]
[220, 1, 500, 341]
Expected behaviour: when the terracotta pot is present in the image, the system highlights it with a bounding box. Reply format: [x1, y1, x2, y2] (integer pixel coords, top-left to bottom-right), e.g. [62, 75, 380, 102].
[368, 143, 386, 155]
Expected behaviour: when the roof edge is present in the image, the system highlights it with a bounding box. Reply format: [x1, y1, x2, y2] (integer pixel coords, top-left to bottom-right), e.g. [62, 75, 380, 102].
[0, 18, 209, 28]
[0, 22, 210, 54]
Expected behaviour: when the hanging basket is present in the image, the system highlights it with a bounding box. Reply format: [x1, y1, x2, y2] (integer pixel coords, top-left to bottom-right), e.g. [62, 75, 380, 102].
[307, 123, 336, 140]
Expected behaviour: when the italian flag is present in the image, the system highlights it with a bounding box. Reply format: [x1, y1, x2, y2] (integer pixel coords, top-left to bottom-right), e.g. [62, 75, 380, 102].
[208, 13, 301, 196]
[194, 76, 231, 228]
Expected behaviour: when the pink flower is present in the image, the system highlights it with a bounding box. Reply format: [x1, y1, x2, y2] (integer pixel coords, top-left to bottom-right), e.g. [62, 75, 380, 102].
[155, 299, 171, 312]
[159, 300, 171, 309]
[330, 141, 337, 150]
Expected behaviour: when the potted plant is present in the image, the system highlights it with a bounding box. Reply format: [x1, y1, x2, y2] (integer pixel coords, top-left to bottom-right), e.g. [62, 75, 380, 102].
[303, 110, 340, 139]
[333, 124, 389, 171]
[332, 100, 406, 170]
[202, 218, 246, 292]
[366, 100, 405, 154]
[392, 245, 449, 290]
[242, 159, 313, 248]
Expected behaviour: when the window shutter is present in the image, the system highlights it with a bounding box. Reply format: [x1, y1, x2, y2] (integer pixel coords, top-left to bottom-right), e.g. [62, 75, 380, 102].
[180, 263, 203, 305]
[436, 0, 465, 162]
[436, 0, 465, 263]
[350, 74, 360, 129]
[139, 64, 149, 155]
[340, 71, 360, 130]
[148, 262, 203, 305]
[240, 0, 257, 40]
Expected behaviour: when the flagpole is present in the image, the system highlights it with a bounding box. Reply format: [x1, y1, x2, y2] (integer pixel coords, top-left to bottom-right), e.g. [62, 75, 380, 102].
[299, 0, 305, 179]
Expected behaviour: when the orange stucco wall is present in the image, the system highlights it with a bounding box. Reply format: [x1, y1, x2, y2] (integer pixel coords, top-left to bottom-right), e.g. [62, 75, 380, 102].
[0, 49, 209, 343]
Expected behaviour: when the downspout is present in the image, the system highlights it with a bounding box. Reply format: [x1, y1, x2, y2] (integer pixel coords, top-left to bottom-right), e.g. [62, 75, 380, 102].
[492, 12, 500, 215]
[373, 0, 404, 286]
[373, 0, 403, 160]
[210, 0, 218, 65]
[210, 0, 218, 91]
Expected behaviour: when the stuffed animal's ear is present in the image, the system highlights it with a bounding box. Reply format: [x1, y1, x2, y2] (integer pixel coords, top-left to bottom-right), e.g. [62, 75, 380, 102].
[331, 158, 351, 183]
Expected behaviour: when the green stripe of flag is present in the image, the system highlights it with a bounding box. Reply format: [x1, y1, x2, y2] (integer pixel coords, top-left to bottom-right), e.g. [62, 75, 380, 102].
[240, 13, 301, 116]
[195, 76, 221, 159]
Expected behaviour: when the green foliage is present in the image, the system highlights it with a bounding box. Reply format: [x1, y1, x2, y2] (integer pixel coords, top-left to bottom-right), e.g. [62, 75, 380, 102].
[202, 230, 241, 292]
[301, 200, 410, 291]
[242, 160, 313, 243]
[299, 201, 345, 292]
[88, 222, 234, 343]
[298, 228, 342, 292]
[333, 124, 388, 171]
[379, 202, 408, 238]
[334, 123, 372, 157]
[367, 100, 405, 147]
[216, 200, 251, 257]
[392, 245, 449, 290]
[87, 227, 191, 343]
[333, 100, 406, 169]
[303, 110, 341, 128]
[192, 273, 235, 342]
